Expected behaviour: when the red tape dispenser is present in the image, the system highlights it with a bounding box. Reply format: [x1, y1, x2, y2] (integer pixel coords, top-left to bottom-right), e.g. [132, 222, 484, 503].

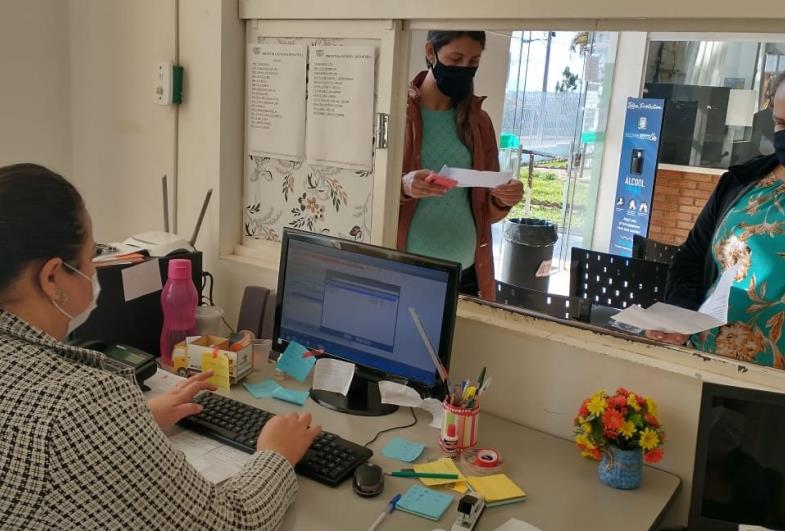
[460, 448, 504, 476]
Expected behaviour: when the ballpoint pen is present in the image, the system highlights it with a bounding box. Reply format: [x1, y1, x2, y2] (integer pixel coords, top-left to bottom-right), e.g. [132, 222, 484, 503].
[367, 493, 401, 531]
[387, 471, 460, 479]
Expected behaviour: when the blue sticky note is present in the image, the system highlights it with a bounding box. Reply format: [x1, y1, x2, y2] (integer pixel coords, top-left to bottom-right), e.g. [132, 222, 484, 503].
[272, 386, 310, 406]
[396, 485, 453, 521]
[276, 341, 317, 382]
[381, 436, 425, 463]
[243, 379, 280, 399]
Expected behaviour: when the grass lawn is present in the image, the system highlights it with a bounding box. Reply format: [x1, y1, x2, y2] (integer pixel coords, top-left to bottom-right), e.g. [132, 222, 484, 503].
[507, 169, 589, 230]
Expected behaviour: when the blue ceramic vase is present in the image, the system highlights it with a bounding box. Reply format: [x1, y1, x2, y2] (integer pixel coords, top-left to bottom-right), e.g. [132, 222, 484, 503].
[598, 446, 642, 489]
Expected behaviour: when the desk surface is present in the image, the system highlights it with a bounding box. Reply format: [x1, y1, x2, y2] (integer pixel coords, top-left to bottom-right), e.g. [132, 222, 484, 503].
[201, 357, 681, 531]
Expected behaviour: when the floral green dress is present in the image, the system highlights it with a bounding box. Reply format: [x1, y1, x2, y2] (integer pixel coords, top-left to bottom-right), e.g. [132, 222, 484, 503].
[692, 172, 785, 368]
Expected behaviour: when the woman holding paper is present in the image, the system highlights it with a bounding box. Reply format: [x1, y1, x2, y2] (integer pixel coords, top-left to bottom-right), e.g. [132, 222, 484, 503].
[0, 164, 320, 529]
[652, 73, 785, 368]
[398, 31, 523, 300]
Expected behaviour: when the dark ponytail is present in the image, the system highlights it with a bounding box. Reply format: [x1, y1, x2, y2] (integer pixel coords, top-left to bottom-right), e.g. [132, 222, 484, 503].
[425, 31, 486, 152]
[767, 71, 785, 108]
[0, 164, 85, 295]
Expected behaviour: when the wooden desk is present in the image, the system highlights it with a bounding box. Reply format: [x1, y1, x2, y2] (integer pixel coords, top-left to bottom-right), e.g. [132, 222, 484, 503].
[206, 359, 681, 531]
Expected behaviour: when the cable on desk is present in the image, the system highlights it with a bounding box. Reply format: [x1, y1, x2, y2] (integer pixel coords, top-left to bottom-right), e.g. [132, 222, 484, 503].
[362, 407, 418, 448]
[200, 271, 235, 334]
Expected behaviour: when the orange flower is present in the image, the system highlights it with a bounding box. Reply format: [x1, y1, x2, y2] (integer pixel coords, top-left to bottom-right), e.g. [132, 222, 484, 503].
[644, 448, 664, 464]
[608, 396, 628, 409]
[581, 447, 602, 460]
[645, 414, 660, 428]
[578, 399, 589, 418]
[602, 408, 624, 431]
[616, 387, 631, 397]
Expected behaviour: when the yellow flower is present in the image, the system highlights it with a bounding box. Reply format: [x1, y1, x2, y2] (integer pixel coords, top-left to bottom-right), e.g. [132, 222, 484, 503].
[639, 428, 660, 450]
[619, 420, 636, 439]
[587, 394, 607, 417]
[581, 422, 592, 434]
[575, 434, 595, 450]
[627, 393, 641, 412]
[646, 398, 659, 417]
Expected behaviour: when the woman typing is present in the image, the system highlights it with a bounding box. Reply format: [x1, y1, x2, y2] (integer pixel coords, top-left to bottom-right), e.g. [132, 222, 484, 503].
[0, 164, 320, 529]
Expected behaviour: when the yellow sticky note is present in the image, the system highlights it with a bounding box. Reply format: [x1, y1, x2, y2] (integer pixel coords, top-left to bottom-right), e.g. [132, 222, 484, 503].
[412, 458, 466, 486]
[201, 350, 230, 391]
[466, 474, 526, 503]
[448, 481, 468, 494]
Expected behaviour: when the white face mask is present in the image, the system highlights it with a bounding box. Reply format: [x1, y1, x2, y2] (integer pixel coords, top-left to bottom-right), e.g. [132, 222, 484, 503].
[51, 262, 101, 335]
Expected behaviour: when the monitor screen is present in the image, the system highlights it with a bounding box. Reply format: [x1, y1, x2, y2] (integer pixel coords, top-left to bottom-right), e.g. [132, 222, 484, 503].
[689, 383, 785, 531]
[273, 229, 460, 386]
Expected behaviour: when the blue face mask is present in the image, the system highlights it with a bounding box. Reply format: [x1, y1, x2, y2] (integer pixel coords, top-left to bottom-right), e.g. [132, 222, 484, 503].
[51, 263, 101, 335]
[775, 129, 785, 168]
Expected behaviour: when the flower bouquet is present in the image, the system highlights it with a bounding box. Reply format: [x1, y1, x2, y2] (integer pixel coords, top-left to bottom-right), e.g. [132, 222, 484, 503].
[574, 388, 665, 489]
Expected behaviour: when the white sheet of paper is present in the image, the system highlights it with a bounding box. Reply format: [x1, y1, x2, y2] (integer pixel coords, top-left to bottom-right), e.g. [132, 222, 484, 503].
[378, 381, 442, 429]
[312, 358, 355, 396]
[439, 165, 513, 188]
[611, 302, 725, 335]
[306, 45, 375, 171]
[168, 430, 251, 484]
[739, 526, 776, 531]
[142, 370, 185, 399]
[494, 518, 543, 531]
[699, 264, 740, 322]
[246, 43, 307, 160]
[121, 259, 162, 302]
[421, 398, 444, 429]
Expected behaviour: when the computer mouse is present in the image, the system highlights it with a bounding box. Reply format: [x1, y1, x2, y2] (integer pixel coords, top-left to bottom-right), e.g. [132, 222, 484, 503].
[352, 462, 384, 498]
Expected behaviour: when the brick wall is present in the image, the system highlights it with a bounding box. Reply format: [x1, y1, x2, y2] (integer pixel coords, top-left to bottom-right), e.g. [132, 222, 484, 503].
[649, 169, 722, 245]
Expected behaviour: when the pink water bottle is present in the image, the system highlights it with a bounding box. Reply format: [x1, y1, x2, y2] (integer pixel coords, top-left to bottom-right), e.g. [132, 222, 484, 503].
[160, 259, 198, 365]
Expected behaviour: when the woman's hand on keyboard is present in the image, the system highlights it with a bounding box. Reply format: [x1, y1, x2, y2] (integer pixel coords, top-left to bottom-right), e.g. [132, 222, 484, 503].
[147, 370, 218, 429]
[257, 412, 322, 465]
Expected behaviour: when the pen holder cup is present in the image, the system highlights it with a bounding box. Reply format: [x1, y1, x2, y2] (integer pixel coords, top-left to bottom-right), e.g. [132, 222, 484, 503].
[439, 400, 480, 457]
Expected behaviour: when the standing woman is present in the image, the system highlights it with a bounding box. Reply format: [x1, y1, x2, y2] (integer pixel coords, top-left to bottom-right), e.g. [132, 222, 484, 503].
[398, 31, 523, 300]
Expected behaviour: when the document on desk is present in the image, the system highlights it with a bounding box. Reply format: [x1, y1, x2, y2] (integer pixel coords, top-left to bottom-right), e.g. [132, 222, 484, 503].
[378, 381, 444, 428]
[494, 518, 543, 531]
[168, 429, 251, 484]
[439, 165, 513, 188]
[611, 302, 725, 335]
[312, 358, 355, 396]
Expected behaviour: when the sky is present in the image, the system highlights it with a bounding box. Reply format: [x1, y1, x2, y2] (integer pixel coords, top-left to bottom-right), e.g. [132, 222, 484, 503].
[506, 31, 588, 93]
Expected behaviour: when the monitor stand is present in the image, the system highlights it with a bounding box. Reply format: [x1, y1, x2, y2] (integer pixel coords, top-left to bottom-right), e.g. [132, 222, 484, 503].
[310, 370, 398, 417]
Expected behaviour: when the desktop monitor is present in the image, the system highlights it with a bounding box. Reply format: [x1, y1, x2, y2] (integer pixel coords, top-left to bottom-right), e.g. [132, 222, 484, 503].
[689, 382, 785, 530]
[273, 228, 461, 416]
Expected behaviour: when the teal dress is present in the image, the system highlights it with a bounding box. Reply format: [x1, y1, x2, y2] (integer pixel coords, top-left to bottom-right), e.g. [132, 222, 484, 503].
[691, 172, 785, 368]
[406, 107, 477, 270]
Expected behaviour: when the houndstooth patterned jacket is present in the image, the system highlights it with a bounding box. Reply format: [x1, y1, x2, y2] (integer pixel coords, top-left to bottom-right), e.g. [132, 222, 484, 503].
[0, 310, 297, 530]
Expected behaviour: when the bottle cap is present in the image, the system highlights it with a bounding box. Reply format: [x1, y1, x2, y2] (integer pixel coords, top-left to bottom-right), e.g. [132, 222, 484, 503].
[168, 259, 192, 280]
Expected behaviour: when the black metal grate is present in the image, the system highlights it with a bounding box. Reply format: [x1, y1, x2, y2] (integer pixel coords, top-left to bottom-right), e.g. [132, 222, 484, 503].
[496, 280, 592, 322]
[569, 247, 669, 309]
[632, 234, 680, 265]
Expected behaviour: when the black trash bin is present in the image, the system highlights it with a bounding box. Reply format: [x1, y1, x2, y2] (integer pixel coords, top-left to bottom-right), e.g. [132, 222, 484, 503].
[499, 218, 558, 292]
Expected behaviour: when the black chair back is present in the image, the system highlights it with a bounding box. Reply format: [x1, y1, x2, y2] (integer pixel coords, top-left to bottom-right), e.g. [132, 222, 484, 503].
[632, 234, 680, 265]
[569, 247, 669, 309]
[496, 280, 592, 322]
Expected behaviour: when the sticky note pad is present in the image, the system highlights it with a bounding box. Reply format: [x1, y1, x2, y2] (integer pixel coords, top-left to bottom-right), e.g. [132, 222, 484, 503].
[243, 379, 280, 399]
[276, 341, 316, 382]
[467, 474, 527, 507]
[272, 387, 310, 406]
[381, 437, 425, 463]
[200, 351, 230, 391]
[396, 485, 453, 521]
[412, 458, 465, 486]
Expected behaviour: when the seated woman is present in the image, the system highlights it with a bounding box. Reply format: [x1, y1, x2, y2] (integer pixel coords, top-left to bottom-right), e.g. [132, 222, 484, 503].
[657, 73, 785, 368]
[0, 164, 320, 528]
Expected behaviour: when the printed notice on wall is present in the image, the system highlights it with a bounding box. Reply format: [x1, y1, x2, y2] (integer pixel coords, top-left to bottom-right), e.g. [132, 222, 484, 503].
[306, 45, 375, 171]
[246, 43, 307, 160]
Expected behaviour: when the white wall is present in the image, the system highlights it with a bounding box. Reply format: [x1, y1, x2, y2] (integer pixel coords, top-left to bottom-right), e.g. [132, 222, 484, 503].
[408, 30, 511, 137]
[0, 0, 72, 175]
[592, 32, 648, 252]
[68, 0, 177, 243]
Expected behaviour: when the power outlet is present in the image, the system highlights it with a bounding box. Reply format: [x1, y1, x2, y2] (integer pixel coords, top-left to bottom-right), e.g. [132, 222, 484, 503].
[153, 62, 173, 105]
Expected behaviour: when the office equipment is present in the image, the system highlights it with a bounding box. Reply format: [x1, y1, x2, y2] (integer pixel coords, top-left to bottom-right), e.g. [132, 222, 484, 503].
[495, 281, 592, 322]
[367, 493, 401, 530]
[353, 463, 385, 498]
[179, 391, 373, 486]
[688, 382, 785, 531]
[569, 247, 669, 309]
[77, 340, 157, 389]
[236, 285, 273, 340]
[466, 474, 526, 507]
[632, 234, 680, 265]
[274, 228, 460, 416]
[390, 471, 460, 480]
[381, 436, 425, 462]
[396, 485, 454, 521]
[451, 492, 485, 531]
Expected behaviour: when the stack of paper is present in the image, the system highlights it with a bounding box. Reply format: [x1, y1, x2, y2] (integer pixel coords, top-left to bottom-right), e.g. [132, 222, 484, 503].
[412, 458, 468, 494]
[381, 436, 425, 462]
[396, 485, 454, 521]
[467, 474, 526, 507]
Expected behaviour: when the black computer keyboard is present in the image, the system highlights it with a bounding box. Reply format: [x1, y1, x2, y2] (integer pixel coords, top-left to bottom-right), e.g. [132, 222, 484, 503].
[178, 392, 373, 486]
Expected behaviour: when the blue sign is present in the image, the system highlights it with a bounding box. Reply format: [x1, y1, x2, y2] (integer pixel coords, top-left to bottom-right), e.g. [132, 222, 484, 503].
[609, 97, 665, 257]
